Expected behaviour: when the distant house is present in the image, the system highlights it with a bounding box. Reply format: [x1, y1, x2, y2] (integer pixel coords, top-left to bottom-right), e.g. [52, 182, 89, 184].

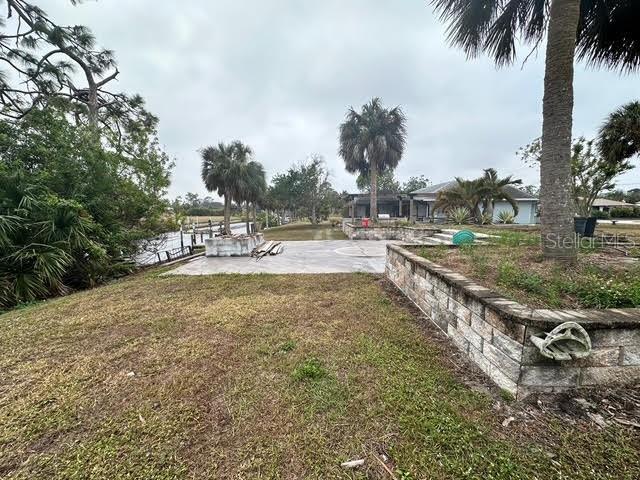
[347, 180, 539, 224]
[591, 198, 636, 212]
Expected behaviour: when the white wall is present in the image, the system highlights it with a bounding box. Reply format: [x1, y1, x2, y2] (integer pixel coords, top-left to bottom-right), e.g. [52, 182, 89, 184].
[493, 201, 538, 224]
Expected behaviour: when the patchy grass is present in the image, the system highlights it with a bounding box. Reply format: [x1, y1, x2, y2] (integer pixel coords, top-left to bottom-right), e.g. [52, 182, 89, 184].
[263, 222, 347, 241]
[449, 221, 640, 243]
[292, 357, 328, 381]
[0, 272, 638, 478]
[419, 242, 640, 309]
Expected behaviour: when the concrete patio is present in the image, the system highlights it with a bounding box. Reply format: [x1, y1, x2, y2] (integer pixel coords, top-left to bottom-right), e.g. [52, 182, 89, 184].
[166, 240, 392, 275]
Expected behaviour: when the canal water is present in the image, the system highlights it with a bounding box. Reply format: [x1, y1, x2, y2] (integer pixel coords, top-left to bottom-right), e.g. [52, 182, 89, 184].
[134, 221, 252, 265]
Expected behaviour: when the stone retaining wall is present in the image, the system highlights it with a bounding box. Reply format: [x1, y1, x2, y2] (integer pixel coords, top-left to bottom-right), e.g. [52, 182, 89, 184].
[385, 244, 640, 398]
[343, 221, 440, 242]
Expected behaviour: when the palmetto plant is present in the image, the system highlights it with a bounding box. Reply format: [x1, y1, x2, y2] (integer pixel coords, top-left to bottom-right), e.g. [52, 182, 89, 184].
[481, 168, 522, 219]
[430, 0, 640, 262]
[497, 210, 516, 224]
[479, 211, 494, 225]
[339, 98, 407, 220]
[0, 184, 107, 309]
[200, 141, 254, 235]
[448, 206, 472, 225]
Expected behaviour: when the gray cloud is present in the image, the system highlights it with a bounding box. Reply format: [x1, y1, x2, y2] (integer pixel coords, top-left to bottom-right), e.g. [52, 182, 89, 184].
[41, 0, 640, 198]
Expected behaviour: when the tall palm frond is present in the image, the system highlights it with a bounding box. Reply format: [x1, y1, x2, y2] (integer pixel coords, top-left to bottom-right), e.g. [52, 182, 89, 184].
[481, 168, 522, 217]
[431, 0, 640, 261]
[0, 215, 20, 249]
[599, 101, 640, 162]
[431, 0, 640, 71]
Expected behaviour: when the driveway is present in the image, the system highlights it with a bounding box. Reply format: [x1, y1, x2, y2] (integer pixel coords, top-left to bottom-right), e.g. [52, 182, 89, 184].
[165, 240, 392, 275]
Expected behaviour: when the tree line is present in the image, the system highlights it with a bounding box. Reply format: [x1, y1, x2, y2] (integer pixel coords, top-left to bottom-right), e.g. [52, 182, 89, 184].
[200, 144, 346, 233]
[0, 2, 173, 309]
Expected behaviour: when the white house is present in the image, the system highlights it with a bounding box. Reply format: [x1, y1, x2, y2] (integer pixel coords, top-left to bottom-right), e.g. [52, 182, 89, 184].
[346, 180, 539, 224]
[410, 181, 539, 224]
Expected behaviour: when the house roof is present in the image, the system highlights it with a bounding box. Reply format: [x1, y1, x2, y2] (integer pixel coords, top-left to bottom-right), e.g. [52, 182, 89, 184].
[592, 198, 635, 208]
[410, 181, 538, 201]
[348, 193, 410, 203]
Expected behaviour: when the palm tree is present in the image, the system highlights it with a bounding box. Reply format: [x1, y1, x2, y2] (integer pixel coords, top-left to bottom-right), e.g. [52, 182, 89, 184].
[599, 101, 640, 162]
[237, 161, 267, 234]
[433, 178, 484, 222]
[430, 0, 640, 261]
[200, 141, 253, 235]
[480, 168, 522, 219]
[339, 98, 407, 221]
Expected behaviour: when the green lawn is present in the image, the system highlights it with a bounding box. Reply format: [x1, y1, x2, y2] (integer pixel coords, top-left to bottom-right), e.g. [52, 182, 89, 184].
[263, 222, 347, 241]
[1, 272, 638, 479]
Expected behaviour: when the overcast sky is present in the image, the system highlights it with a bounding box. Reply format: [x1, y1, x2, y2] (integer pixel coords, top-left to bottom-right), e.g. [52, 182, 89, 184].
[40, 0, 640, 199]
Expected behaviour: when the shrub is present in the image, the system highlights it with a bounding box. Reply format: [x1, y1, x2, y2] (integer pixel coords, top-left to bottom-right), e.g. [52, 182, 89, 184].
[609, 207, 640, 218]
[497, 210, 516, 224]
[592, 210, 610, 219]
[185, 207, 224, 216]
[448, 207, 471, 225]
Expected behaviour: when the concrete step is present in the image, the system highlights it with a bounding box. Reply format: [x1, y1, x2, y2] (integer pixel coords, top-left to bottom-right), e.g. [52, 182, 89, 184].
[433, 233, 455, 242]
[440, 228, 494, 239]
[422, 234, 452, 245]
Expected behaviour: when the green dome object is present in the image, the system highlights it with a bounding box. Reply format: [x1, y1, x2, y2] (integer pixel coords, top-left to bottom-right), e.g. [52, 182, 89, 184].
[452, 230, 476, 245]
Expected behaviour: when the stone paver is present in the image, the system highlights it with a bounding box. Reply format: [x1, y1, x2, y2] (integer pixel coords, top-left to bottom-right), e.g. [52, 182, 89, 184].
[166, 240, 392, 275]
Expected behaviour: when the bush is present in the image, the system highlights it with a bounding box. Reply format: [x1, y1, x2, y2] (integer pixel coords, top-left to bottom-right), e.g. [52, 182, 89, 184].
[185, 207, 224, 216]
[609, 207, 640, 218]
[592, 210, 610, 219]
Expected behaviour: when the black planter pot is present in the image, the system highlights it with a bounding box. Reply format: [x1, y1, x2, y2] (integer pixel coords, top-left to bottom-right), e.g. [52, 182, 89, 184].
[574, 217, 597, 237]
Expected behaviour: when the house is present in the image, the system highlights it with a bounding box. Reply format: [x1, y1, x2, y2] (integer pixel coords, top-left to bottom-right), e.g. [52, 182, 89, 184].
[346, 180, 539, 224]
[591, 198, 636, 213]
[411, 181, 539, 224]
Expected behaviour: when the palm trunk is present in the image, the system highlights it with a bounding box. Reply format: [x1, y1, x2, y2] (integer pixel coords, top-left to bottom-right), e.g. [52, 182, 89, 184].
[245, 201, 250, 234]
[252, 203, 257, 232]
[370, 160, 378, 221]
[540, 0, 580, 262]
[485, 200, 494, 221]
[223, 193, 231, 235]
